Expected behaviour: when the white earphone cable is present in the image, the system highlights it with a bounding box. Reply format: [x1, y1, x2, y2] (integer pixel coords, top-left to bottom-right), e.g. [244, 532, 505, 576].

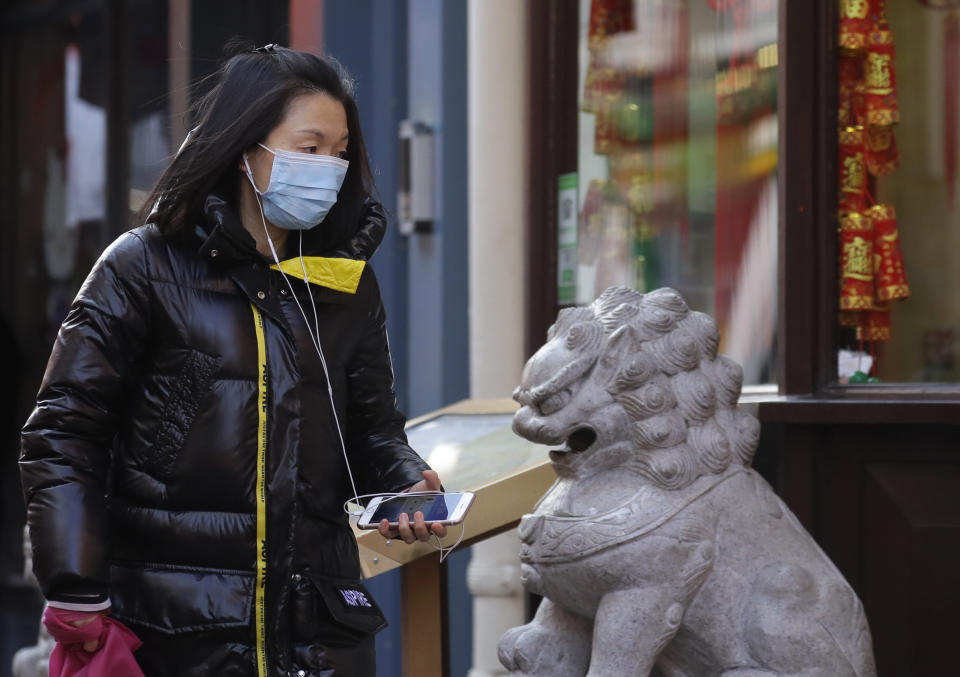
[244, 162, 464, 561]
[244, 171, 363, 507]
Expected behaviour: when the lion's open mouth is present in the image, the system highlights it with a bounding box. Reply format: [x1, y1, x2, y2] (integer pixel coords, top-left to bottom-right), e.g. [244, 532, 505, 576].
[552, 426, 597, 455]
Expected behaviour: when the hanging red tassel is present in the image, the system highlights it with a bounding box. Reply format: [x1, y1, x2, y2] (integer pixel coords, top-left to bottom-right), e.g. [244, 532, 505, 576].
[839, 56, 864, 126]
[866, 204, 910, 301]
[857, 304, 892, 341]
[866, 124, 899, 175]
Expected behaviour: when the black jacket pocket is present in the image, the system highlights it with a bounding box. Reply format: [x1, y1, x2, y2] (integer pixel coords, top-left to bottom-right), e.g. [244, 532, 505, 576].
[292, 573, 387, 647]
[144, 349, 220, 480]
[109, 562, 253, 635]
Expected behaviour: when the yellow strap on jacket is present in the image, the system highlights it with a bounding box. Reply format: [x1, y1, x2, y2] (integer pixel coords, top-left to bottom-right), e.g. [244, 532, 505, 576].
[270, 257, 366, 294]
[251, 304, 269, 677]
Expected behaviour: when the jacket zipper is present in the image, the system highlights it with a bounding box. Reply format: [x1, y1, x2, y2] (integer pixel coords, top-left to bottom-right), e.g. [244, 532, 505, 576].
[251, 303, 269, 677]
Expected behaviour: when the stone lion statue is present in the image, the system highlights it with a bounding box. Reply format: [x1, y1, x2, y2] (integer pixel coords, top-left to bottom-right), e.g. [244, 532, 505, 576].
[498, 287, 876, 677]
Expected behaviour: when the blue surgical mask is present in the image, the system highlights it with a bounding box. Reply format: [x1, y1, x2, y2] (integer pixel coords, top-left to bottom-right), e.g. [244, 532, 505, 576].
[243, 143, 349, 230]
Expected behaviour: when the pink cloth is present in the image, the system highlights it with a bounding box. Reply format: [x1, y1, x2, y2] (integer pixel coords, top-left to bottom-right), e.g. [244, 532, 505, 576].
[43, 607, 144, 677]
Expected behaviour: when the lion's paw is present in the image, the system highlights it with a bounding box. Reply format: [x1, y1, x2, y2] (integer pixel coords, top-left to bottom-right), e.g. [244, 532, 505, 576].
[498, 622, 588, 677]
[497, 623, 536, 673]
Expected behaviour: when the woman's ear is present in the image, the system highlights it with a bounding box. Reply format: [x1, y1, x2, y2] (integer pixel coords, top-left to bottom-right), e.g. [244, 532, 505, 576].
[239, 152, 254, 175]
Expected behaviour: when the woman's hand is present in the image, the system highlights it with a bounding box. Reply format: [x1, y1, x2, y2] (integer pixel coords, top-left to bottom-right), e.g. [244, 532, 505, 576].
[377, 470, 448, 544]
[68, 613, 102, 652]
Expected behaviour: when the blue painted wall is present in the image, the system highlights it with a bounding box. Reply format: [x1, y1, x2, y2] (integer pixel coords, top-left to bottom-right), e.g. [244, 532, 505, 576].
[324, 2, 471, 675]
[325, 0, 469, 417]
[325, 0, 410, 415]
[405, 0, 469, 416]
[438, 1, 470, 410]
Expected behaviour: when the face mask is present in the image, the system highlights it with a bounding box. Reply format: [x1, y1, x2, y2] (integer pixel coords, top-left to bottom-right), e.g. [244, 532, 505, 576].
[243, 143, 349, 230]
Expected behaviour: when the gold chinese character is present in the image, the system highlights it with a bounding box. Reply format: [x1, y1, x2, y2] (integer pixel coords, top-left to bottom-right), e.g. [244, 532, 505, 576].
[866, 53, 892, 91]
[842, 153, 865, 194]
[844, 236, 873, 279]
[842, 0, 869, 19]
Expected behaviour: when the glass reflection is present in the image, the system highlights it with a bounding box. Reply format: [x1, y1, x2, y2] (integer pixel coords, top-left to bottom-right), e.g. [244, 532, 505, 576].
[574, 0, 778, 385]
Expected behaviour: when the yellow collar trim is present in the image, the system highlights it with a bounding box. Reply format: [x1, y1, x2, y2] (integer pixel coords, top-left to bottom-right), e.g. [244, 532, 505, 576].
[270, 257, 366, 294]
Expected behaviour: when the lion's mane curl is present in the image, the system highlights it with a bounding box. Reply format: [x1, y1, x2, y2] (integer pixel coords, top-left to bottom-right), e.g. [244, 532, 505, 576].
[552, 286, 761, 490]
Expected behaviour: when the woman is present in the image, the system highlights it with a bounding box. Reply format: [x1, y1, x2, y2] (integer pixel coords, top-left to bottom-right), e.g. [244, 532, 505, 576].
[20, 43, 443, 676]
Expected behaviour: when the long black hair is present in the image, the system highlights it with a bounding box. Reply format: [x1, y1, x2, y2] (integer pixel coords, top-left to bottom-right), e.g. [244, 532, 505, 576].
[140, 40, 375, 251]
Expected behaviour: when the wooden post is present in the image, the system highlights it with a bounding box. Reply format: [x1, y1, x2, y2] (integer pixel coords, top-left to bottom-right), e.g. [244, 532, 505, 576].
[401, 552, 449, 677]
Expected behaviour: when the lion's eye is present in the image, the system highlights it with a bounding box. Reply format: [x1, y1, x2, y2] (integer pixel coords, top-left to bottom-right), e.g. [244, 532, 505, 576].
[539, 389, 571, 416]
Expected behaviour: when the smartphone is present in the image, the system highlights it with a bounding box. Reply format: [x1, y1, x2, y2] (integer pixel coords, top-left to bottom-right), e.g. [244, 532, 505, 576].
[356, 492, 475, 529]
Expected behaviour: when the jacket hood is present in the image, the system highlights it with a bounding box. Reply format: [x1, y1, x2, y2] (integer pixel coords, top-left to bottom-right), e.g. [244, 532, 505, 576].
[195, 194, 388, 264]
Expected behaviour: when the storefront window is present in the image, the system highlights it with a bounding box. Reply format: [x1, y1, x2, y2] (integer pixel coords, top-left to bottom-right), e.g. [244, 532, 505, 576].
[48, 7, 110, 342]
[567, 0, 779, 385]
[1, 0, 287, 417]
[836, 0, 960, 383]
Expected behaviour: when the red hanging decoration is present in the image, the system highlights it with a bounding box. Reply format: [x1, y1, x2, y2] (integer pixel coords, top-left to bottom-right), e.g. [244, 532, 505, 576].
[857, 304, 892, 341]
[838, 56, 864, 126]
[839, 211, 876, 311]
[864, 25, 900, 126]
[836, 0, 908, 360]
[866, 204, 910, 301]
[840, 0, 875, 53]
[866, 124, 899, 176]
[838, 126, 868, 211]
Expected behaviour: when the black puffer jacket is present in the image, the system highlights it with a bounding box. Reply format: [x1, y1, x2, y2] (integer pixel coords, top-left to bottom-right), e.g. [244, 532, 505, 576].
[20, 195, 430, 675]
